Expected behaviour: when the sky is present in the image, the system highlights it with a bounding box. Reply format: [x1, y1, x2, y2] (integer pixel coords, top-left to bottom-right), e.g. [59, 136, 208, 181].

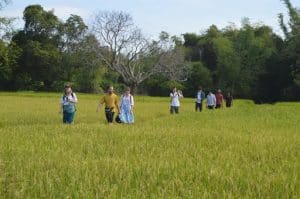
[1, 0, 300, 38]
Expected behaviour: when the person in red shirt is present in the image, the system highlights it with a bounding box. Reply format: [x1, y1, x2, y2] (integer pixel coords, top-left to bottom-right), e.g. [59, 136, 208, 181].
[215, 89, 224, 109]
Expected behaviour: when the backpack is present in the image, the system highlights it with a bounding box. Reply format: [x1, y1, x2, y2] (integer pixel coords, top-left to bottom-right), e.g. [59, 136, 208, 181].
[115, 115, 122, 123]
[63, 93, 76, 113]
[201, 91, 206, 100]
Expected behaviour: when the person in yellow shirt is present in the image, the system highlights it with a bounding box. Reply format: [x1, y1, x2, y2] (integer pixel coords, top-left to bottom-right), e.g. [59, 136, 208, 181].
[96, 86, 120, 124]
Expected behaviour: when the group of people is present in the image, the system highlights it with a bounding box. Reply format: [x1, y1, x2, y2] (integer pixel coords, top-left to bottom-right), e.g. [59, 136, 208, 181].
[60, 85, 134, 125]
[169, 86, 233, 114]
[59, 84, 233, 124]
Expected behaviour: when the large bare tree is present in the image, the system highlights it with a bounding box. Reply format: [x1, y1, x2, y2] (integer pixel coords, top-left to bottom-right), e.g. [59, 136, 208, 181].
[92, 11, 189, 92]
[0, 0, 10, 10]
[0, 0, 14, 40]
[156, 31, 190, 81]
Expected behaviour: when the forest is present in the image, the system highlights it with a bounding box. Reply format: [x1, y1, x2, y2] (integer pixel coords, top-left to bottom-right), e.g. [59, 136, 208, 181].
[0, 0, 299, 103]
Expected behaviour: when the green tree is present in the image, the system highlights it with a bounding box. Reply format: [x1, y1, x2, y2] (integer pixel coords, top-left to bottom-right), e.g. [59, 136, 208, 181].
[212, 37, 240, 91]
[0, 40, 10, 85]
[11, 5, 63, 90]
[278, 0, 300, 100]
[232, 23, 276, 99]
[184, 62, 212, 96]
[71, 35, 107, 93]
[61, 14, 88, 52]
[59, 15, 89, 86]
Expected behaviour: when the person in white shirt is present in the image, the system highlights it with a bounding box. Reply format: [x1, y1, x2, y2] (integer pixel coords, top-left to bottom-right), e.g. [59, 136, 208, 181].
[170, 87, 183, 114]
[206, 91, 216, 110]
[59, 84, 78, 124]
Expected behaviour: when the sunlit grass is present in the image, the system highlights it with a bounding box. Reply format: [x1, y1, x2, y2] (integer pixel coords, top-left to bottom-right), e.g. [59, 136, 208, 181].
[0, 92, 299, 198]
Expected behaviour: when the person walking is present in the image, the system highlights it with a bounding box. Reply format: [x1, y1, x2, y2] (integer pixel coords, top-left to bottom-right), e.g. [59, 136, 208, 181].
[119, 87, 135, 124]
[195, 86, 205, 112]
[206, 91, 216, 110]
[215, 89, 224, 109]
[96, 86, 120, 124]
[225, 92, 233, 108]
[59, 84, 78, 124]
[170, 87, 183, 114]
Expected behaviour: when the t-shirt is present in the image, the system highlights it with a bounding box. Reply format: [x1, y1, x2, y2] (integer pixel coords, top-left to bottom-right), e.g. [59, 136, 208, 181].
[60, 93, 78, 113]
[207, 94, 216, 106]
[196, 91, 204, 103]
[216, 93, 223, 105]
[100, 93, 118, 112]
[170, 92, 182, 107]
[60, 93, 78, 105]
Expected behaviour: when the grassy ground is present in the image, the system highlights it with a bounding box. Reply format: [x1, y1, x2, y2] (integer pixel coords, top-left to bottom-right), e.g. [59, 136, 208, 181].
[0, 92, 299, 198]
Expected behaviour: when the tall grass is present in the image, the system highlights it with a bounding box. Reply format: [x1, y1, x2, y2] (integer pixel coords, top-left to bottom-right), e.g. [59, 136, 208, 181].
[0, 92, 299, 198]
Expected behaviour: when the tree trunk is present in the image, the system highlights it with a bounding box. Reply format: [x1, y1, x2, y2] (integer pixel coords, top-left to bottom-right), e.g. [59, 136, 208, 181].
[130, 83, 138, 95]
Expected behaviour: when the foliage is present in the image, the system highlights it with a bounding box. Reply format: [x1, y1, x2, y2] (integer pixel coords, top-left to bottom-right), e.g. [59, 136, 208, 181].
[0, 1, 299, 102]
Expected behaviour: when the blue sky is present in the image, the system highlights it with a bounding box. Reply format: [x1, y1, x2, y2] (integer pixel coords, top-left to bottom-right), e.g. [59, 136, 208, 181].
[1, 0, 300, 37]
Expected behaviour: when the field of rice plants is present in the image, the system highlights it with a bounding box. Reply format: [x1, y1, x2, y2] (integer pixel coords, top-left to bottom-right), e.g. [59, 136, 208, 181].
[0, 92, 299, 198]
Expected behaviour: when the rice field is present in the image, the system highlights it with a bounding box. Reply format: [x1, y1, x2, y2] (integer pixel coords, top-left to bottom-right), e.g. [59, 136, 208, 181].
[0, 92, 299, 198]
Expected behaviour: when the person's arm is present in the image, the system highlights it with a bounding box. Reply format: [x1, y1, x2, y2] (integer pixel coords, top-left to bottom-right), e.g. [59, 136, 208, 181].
[221, 95, 224, 108]
[119, 95, 123, 114]
[178, 90, 183, 98]
[59, 97, 63, 114]
[214, 96, 216, 108]
[96, 97, 104, 112]
[130, 95, 134, 112]
[59, 103, 63, 114]
[206, 97, 208, 108]
[115, 96, 120, 114]
[202, 92, 206, 102]
[70, 93, 78, 103]
[96, 102, 102, 113]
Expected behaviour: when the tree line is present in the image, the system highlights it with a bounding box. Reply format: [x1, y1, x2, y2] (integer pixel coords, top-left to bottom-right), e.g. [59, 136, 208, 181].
[0, 0, 299, 103]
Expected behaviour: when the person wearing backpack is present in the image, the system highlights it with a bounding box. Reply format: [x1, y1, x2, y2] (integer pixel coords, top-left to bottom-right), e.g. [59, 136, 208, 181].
[59, 84, 78, 124]
[195, 86, 205, 112]
[119, 87, 135, 124]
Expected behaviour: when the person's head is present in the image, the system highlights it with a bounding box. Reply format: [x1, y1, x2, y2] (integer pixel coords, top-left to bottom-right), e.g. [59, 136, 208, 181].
[208, 91, 212, 95]
[217, 89, 222, 93]
[124, 87, 131, 95]
[172, 87, 177, 93]
[107, 86, 114, 94]
[64, 84, 72, 95]
[198, 86, 202, 91]
[227, 92, 231, 96]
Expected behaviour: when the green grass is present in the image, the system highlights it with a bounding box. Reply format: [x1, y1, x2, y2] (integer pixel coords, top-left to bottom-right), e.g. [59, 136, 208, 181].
[0, 92, 299, 198]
